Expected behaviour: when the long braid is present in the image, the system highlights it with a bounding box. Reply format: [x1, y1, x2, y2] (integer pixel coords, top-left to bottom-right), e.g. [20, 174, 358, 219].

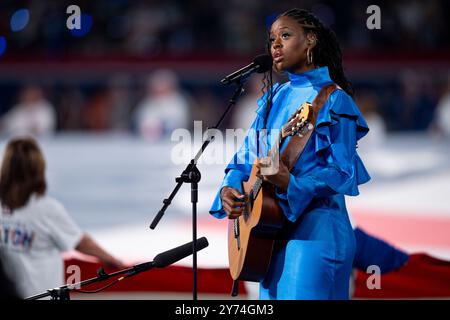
[261, 67, 274, 130]
[260, 28, 276, 130]
[282, 8, 354, 97]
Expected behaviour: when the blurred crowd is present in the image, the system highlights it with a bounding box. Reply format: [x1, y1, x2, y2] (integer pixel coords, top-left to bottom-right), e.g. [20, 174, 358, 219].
[0, 69, 196, 140]
[1, 0, 448, 56]
[0, 0, 449, 140]
[1, 68, 450, 141]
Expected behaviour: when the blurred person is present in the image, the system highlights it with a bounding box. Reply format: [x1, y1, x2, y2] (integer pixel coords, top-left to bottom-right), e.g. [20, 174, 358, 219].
[394, 0, 443, 48]
[0, 86, 56, 137]
[0, 256, 19, 299]
[82, 87, 111, 131]
[0, 137, 125, 298]
[431, 74, 450, 138]
[133, 69, 190, 140]
[107, 74, 135, 132]
[57, 87, 85, 131]
[190, 89, 220, 129]
[231, 74, 265, 132]
[210, 9, 370, 300]
[389, 70, 436, 131]
[123, 4, 166, 55]
[82, 76, 134, 132]
[355, 89, 387, 151]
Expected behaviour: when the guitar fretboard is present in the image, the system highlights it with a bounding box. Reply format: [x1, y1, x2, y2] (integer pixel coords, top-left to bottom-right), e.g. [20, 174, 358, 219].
[251, 177, 263, 197]
[250, 106, 308, 199]
[250, 131, 282, 198]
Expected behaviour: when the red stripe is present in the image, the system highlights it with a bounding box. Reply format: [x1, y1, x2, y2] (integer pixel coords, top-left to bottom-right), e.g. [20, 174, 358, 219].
[353, 210, 450, 249]
[64, 258, 247, 295]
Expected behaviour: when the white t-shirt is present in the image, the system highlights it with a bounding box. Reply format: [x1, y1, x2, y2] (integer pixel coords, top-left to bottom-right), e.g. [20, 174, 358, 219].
[1, 100, 56, 137]
[0, 194, 83, 298]
[135, 93, 190, 140]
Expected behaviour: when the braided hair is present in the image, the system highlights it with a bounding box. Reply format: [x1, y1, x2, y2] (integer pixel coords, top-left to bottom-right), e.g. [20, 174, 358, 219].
[261, 8, 353, 129]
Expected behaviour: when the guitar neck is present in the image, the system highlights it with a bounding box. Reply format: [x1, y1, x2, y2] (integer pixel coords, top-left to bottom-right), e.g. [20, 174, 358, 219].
[251, 177, 263, 198]
[251, 131, 284, 196]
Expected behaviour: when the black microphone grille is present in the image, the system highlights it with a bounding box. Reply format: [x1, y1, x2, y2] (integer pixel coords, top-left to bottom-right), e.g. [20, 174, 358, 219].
[194, 237, 209, 251]
[253, 54, 273, 73]
[153, 237, 209, 268]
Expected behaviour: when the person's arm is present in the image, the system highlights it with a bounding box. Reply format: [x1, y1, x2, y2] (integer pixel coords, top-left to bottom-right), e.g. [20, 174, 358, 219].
[45, 199, 126, 269]
[75, 234, 125, 269]
[209, 118, 259, 218]
[353, 228, 409, 273]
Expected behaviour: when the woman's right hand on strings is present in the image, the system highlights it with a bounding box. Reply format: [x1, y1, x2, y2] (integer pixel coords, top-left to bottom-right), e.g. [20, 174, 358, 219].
[220, 187, 246, 219]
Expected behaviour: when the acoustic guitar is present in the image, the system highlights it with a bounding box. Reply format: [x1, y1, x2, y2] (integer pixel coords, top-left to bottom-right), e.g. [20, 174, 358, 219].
[228, 101, 315, 282]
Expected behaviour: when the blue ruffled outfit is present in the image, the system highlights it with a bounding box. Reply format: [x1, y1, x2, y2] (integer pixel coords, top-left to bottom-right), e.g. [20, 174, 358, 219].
[209, 66, 371, 299]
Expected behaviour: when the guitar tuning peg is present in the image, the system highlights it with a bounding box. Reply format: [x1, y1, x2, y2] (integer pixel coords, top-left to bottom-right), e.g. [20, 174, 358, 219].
[308, 123, 314, 130]
[296, 122, 301, 127]
[298, 133, 304, 138]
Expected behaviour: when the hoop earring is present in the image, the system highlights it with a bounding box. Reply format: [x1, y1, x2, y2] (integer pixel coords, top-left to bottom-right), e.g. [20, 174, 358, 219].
[307, 48, 313, 65]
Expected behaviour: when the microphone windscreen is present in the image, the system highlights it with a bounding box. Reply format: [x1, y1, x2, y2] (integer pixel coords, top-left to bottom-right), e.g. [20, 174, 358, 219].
[153, 237, 209, 268]
[253, 54, 273, 73]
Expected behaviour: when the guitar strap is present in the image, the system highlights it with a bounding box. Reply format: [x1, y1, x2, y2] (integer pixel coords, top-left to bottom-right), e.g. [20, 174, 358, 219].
[280, 83, 340, 171]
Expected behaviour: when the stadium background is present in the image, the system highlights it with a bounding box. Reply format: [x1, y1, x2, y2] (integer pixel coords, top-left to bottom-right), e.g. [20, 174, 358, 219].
[0, 0, 449, 299]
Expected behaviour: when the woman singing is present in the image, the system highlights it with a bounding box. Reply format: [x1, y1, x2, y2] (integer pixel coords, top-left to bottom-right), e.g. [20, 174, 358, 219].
[210, 8, 371, 299]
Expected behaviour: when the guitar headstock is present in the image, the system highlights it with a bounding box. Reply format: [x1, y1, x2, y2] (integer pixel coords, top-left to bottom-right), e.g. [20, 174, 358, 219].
[281, 102, 314, 138]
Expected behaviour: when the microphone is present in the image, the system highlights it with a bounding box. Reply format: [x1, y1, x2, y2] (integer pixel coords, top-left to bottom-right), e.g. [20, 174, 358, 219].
[153, 237, 209, 268]
[220, 54, 273, 85]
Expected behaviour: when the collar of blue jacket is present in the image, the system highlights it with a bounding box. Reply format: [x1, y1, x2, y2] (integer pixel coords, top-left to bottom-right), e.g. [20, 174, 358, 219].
[287, 66, 333, 88]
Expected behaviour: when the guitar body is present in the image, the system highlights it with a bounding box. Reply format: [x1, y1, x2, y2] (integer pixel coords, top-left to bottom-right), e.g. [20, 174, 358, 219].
[228, 163, 285, 282]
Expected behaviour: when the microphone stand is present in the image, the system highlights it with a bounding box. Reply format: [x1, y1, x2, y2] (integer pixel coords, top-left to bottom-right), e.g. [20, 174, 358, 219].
[25, 261, 155, 300]
[150, 79, 246, 300]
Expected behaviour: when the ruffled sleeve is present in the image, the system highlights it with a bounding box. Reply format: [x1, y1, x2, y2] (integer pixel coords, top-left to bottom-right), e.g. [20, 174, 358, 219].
[275, 89, 371, 222]
[209, 111, 261, 219]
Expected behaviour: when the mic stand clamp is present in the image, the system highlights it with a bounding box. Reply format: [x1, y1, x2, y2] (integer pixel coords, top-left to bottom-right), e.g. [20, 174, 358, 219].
[48, 287, 70, 300]
[176, 161, 201, 185]
[44, 269, 110, 300]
